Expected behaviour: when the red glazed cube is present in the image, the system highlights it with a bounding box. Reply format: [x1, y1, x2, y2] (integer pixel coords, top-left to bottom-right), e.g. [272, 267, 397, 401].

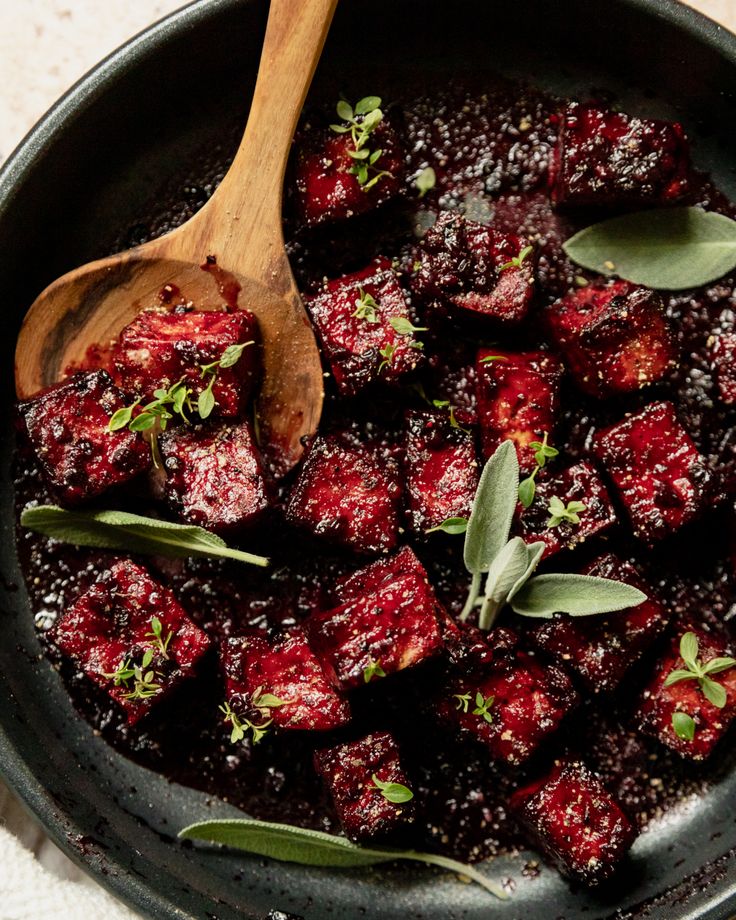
[515, 461, 617, 559]
[304, 568, 444, 691]
[412, 212, 534, 323]
[434, 644, 579, 765]
[160, 420, 269, 532]
[527, 554, 668, 692]
[113, 309, 259, 417]
[53, 560, 210, 724]
[305, 258, 424, 397]
[285, 434, 402, 555]
[223, 628, 351, 732]
[550, 102, 690, 208]
[637, 627, 736, 760]
[475, 349, 563, 472]
[510, 760, 636, 884]
[335, 545, 432, 602]
[546, 280, 677, 398]
[314, 731, 415, 842]
[711, 332, 736, 405]
[19, 370, 150, 505]
[593, 401, 715, 543]
[402, 408, 479, 533]
[294, 120, 403, 227]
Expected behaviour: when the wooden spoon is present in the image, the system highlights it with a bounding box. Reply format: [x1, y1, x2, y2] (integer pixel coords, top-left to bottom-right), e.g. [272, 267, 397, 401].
[15, 0, 338, 476]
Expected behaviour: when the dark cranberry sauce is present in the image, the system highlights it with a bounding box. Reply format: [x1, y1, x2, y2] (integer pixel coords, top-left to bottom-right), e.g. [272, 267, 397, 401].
[14, 77, 736, 864]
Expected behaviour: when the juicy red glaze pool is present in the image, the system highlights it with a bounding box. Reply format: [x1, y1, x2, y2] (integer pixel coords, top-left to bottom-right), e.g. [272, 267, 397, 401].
[14, 77, 736, 873]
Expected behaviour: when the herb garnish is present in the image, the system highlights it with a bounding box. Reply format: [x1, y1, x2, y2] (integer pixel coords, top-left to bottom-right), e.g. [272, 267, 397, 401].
[431, 399, 469, 434]
[479, 355, 509, 364]
[102, 656, 162, 701]
[370, 774, 414, 804]
[663, 632, 736, 708]
[378, 343, 397, 372]
[198, 341, 254, 419]
[518, 432, 558, 508]
[546, 497, 586, 529]
[352, 288, 381, 322]
[453, 692, 472, 712]
[330, 97, 393, 190]
[179, 817, 507, 899]
[20, 506, 269, 568]
[389, 317, 428, 337]
[472, 692, 495, 723]
[426, 516, 469, 535]
[146, 616, 173, 659]
[499, 244, 533, 273]
[672, 711, 696, 741]
[415, 166, 436, 197]
[457, 440, 646, 627]
[363, 659, 386, 683]
[219, 701, 272, 745]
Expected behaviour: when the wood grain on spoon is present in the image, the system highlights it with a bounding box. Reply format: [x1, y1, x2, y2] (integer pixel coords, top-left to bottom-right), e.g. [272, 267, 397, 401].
[15, 0, 338, 476]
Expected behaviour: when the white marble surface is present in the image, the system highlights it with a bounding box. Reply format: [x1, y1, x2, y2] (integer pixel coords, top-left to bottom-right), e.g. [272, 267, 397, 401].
[0, 0, 735, 915]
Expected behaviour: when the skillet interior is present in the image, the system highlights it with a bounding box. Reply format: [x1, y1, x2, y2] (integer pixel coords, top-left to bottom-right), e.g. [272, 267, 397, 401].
[1, 1, 736, 917]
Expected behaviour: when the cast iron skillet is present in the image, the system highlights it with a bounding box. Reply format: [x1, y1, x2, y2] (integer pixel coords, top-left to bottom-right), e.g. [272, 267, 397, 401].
[2, 1, 736, 917]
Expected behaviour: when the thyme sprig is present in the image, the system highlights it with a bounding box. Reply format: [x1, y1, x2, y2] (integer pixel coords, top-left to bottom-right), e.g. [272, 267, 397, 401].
[664, 632, 736, 708]
[330, 96, 393, 190]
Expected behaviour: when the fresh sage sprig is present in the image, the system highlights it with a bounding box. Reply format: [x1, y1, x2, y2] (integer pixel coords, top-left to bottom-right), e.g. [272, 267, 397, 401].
[20, 505, 269, 568]
[178, 817, 507, 900]
[563, 206, 736, 290]
[458, 442, 646, 629]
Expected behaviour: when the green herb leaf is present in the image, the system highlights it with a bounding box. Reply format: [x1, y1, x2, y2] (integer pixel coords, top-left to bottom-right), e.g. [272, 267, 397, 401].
[336, 100, 354, 121]
[510, 573, 646, 618]
[178, 818, 507, 900]
[355, 96, 381, 115]
[21, 505, 269, 568]
[370, 774, 414, 804]
[680, 632, 699, 669]
[479, 355, 508, 364]
[701, 678, 727, 708]
[426, 517, 468, 535]
[219, 342, 251, 368]
[198, 379, 216, 419]
[453, 692, 471, 713]
[672, 711, 695, 741]
[389, 316, 428, 336]
[363, 659, 386, 683]
[546, 497, 586, 529]
[563, 207, 736, 290]
[463, 441, 519, 577]
[108, 405, 137, 431]
[517, 475, 536, 509]
[663, 669, 698, 687]
[479, 538, 545, 630]
[415, 166, 436, 197]
[471, 692, 495, 724]
[701, 656, 736, 675]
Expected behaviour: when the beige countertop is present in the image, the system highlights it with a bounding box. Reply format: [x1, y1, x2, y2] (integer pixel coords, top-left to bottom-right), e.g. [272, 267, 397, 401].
[0, 0, 734, 914]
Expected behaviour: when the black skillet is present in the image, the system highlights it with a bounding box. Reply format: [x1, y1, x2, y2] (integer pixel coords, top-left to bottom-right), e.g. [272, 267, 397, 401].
[1, 1, 736, 917]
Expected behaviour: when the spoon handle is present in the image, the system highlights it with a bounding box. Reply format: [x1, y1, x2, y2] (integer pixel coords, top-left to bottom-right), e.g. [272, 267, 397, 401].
[169, 0, 339, 273]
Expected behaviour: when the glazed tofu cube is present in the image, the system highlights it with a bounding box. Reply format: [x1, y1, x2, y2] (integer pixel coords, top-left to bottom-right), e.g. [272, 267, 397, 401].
[335, 545, 432, 602]
[434, 645, 579, 765]
[222, 628, 351, 732]
[285, 434, 402, 556]
[514, 462, 617, 559]
[304, 569, 444, 691]
[159, 420, 269, 532]
[527, 554, 668, 692]
[19, 370, 150, 505]
[440, 620, 518, 676]
[551, 102, 690, 208]
[593, 401, 715, 543]
[113, 309, 260, 417]
[711, 332, 736, 405]
[53, 560, 210, 724]
[475, 349, 563, 472]
[294, 121, 403, 227]
[305, 258, 424, 397]
[412, 212, 534, 323]
[314, 731, 415, 842]
[510, 760, 636, 884]
[546, 281, 677, 398]
[637, 627, 736, 760]
[402, 408, 479, 534]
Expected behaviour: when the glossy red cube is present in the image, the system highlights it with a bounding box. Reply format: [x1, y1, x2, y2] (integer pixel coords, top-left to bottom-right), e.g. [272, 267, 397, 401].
[593, 401, 715, 543]
[305, 567, 444, 691]
[160, 420, 269, 532]
[19, 370, 150, 505]
[113, 308, 260, 417]
[527, 554, 668, 692]
[53, 560, 211, 724]
[305, 258, 424, 397]
[314, 731, 415, 842]
[412, 212, 534, 323]
[550, 102, 690, 208]
[637, 627, 736, 760]
[711, 332, 736, 405]
[475, 349, 563, 472]
[223, 627, 351, 733]
[294, 122, 403, 227]
[546, 280, 677, 398]
[402, 408, 479, 534]
[434, 645, 579, 765]
[514, 461, 617, 559]
[510, 760, 636, 884]
[285, 434, 402, 556]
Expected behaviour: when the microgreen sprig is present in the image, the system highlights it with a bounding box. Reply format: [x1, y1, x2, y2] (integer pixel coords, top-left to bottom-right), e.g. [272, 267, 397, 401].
[664, 632, 736, 708]
[352, 288, 381, 323]
[198, 341, 254, 419]
[415, 166, 436, 198]
[431, 398, 469, 434]
[219, 701, 272, 745]
[498, 244, 533, 273]
[672, 711, 696, 741]
[453, 692, 472, 712]
[546, 497, 586, 529]
[370, 774, 414, 804]
[330, 96, 393, 190]
[472, 692, 495, 724]
[145, 616, 173, 660]
[123, 666, 162, 701]
[363, 659, 386, 684]
[378, 343, 397, 372]
[518, 432, 559, 508]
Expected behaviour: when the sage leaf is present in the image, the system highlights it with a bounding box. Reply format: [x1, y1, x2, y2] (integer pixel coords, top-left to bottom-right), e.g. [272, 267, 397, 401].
[179, 818, 507, 899]
[20, 505, 269, 568]
[478, 538, 545, 630]
[463, 440, 519, 576]
[510, 573, 646, 618]
[563, 207, 736, 290]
